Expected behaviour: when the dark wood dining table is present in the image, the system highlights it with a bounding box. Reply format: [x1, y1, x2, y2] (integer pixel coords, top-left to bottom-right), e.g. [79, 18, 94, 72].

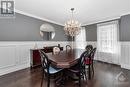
[47, 49, 84, 68]
[46, 49, 92, 80]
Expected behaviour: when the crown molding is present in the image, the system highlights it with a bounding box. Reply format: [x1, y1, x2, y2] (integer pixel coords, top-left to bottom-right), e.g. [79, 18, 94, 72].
[82, 12, 130, 26]
[120, 12, 130, 17]
[15, 9, 64, 26]
[15, 9, 130, 27]
[82, 16, 121, 26]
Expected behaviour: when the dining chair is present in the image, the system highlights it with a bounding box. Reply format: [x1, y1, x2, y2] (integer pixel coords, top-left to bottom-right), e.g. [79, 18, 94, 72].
[53, 46, 60, 54]
[67, 50, 92, 87]
[39, 50, 63, 87]
[84, 48, 96, 79]
[66, 45, 72, 51]
[85, 45, 93, 51]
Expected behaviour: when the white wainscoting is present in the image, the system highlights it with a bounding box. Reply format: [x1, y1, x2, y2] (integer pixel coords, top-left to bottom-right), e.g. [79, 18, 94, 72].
[0, 42, 33, 76]
[0, 41, 96, 76]
[95, 41, 130, 69]
[0, 41, 130, 76]
[120, 42, 130, 69]
[0, 41, 70, 76]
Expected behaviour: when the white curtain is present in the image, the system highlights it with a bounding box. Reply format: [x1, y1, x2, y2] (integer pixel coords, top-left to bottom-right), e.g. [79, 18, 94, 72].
[75, 27, 86, 49]
[97, 21, 120, 64]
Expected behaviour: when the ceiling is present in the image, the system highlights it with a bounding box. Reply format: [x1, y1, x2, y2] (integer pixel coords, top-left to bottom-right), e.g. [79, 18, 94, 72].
[16, 0, 130, 26]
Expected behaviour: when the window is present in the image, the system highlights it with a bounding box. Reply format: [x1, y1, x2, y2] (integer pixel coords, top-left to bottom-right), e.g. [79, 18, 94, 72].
[97, 21, 119, 53]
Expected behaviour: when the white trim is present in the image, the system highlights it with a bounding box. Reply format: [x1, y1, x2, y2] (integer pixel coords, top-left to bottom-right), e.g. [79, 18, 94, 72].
[120, 41, 130, 45]
[0, 41, 71, 76]
[15, 9, 130, 27]
[121, 64, 130, 70]
[120, 42, 130, 70]
[82, 16, 120, 26]
[15, 9, 64, 26]
[1, 41, 130, 76]
[120, 12, 130, 17]
[83, 13, 130, 26]
[97, 20, 118, 26]
[0, 63, 30, 76]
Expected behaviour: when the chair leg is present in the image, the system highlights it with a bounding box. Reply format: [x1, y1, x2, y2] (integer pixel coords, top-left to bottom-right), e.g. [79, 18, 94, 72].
[41, 74, 44, 87]
[82, 69, 87, 80]
[78, 73, 81, 87]
[84, 71, 87, 80]
[47, 77, 50, 87]
[92, 64, 94, 78]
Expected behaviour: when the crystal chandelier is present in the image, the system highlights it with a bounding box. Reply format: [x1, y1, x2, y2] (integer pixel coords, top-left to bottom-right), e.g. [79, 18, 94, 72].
[64, 8, 81, 38]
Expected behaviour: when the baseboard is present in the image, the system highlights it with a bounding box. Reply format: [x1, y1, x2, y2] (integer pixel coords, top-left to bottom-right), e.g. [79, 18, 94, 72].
[0, 62, 30, 76]
[121, 64, 130, 70]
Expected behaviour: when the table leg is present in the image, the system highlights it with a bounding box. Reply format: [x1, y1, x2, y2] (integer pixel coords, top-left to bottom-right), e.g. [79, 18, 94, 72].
[60, 69, 67, 87]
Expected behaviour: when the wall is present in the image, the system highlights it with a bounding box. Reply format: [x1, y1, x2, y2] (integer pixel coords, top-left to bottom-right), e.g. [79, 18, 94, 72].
[84, 14, 130, 70]
[0, 41, 70, 76]
[0, 13, 68, 41]
[120, 14, 130, 41]
[119, 14, 130, 69]
[0, 13, 130, 76]
[85, 24, 97, 41]
[0, 12, 68, 75]
[0, 41, 97, 76]
[85, 14, 130, 41]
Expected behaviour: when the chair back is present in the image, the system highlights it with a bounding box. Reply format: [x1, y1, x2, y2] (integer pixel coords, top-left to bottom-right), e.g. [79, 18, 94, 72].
[53, 46, 60, 54]
[39, 50, 50, 73]
[78, 50, 92, 72]
[66, 45, 72, 50]
[84, 48, 96, 65]
[85, 45, 93, 51]
[90, 48, 96, 60]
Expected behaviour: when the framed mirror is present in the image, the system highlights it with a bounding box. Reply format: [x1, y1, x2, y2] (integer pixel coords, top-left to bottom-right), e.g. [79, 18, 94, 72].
[40, 24, 55, 40]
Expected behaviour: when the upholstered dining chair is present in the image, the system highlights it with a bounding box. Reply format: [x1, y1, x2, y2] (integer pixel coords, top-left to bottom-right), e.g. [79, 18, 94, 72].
[39, 50, 63, 87]
[84, 48, 96, 79]
[67, 50, 92, 87]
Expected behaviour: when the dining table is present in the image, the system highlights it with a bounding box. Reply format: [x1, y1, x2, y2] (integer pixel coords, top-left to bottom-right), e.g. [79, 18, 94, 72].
[46, 49, 92, 80]
[47, 49, 84, 68]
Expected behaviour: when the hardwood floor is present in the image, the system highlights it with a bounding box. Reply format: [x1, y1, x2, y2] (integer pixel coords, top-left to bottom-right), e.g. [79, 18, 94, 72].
[0, 61, 130, 87]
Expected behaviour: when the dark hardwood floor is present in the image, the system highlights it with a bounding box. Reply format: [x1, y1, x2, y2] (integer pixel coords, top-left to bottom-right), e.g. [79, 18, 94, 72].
[0, 61, 130, 87]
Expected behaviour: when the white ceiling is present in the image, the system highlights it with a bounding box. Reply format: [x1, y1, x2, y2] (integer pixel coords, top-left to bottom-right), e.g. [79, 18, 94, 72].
[16, 0, 130, 26]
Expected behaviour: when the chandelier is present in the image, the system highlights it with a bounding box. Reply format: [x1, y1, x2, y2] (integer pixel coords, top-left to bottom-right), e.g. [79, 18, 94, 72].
[64, 8, 81, 37]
